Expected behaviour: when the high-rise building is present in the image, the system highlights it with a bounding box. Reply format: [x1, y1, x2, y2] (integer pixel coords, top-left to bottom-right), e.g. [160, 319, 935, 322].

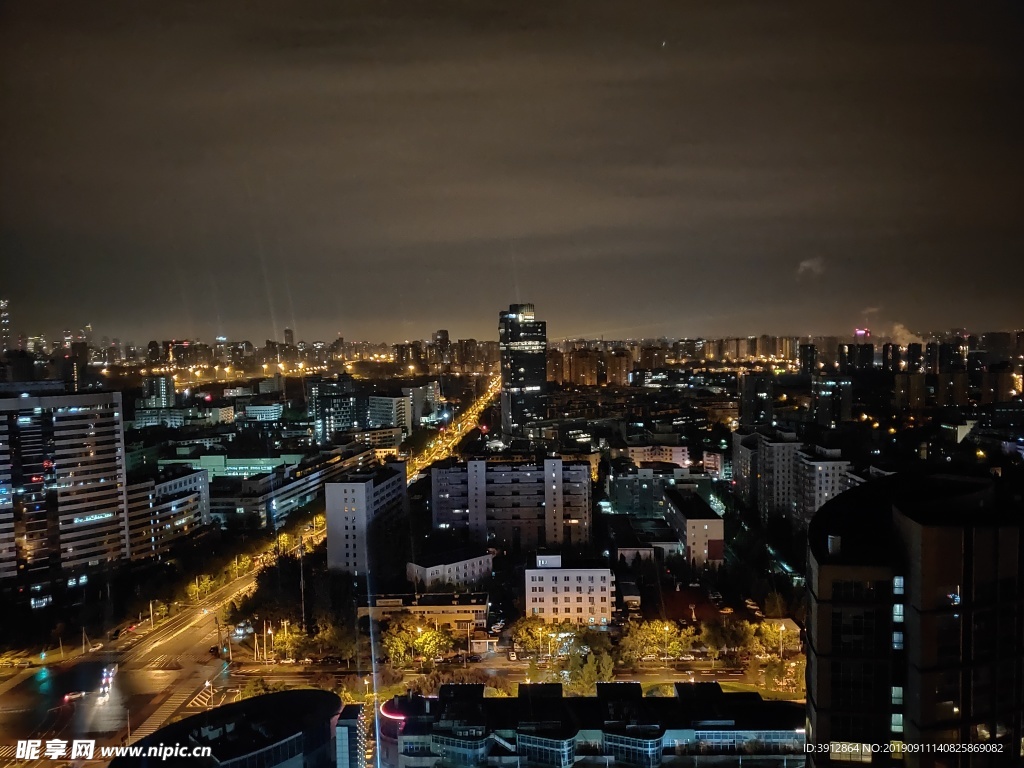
[0, 298, 9, 354]
[882, 343, 903, 373]
[140, 375, 176, 409]
[306, 376, 360, 444]
[325, 464, 407, 574]
[894, 373, 926, 411]
[546, 348, 565, 384]
[800, 343, 818, 375]
[605, 350, 632, 386]
[755, 430, 801, 524]
[806, 473, 1024, 764]
[567, 349, 600, 387]
[0, 392, 128, 606]
[499, 304, 546, 439]
[905, 343, 924, 373]
[739, 373, 774, 428]
[812, 375, 853, 430]
[283, 327, 294, 347]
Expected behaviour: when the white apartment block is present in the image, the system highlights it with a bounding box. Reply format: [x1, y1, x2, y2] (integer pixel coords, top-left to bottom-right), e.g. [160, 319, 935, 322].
[245, 403, 284, 421]
[326, 465, 407, 574]
[406, 549, 494, 589]
[626, 444, 690, 467]
[795, 447, 851, 528]
[756, 430, 801, 523]
[524, 554, 614, 626]
[431, 459, 591, 550]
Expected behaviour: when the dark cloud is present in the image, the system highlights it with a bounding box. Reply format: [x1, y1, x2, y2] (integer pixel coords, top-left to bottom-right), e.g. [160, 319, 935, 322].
[2, 0, 1023, 343]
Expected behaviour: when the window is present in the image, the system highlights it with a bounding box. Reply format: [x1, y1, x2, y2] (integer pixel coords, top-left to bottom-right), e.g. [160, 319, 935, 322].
[893, 576, 904, 596]
[891, 714, 903, 733]
[891, 686, 903, 705]
[893, 604, 904, 623]
[892, 631, 904, 650]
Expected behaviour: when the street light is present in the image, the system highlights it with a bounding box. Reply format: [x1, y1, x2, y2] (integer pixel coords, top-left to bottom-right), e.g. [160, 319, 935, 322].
[779, 623, 785, 659]
[364, 678, 371, 698]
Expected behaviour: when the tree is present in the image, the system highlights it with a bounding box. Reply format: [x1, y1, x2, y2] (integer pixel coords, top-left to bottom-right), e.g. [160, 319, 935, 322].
[414, 628, 454, 659]
[237, 554, 253, 575]
[198, 574, 214, 597]
[186, 581, 201, 603]
[241, 677, 286, 699]
[509, 616, 550, 656]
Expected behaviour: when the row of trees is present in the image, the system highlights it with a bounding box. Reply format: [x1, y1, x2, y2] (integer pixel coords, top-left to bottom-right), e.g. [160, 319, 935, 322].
[380, 612, 455, 665]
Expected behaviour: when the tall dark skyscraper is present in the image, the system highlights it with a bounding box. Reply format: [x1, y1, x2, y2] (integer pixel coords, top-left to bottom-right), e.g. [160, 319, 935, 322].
[0, 298, 9, 353]
[739, 373, 774, 428]
[806, 473, 1024, 765]
[283, 327, 294, 347]
[499, 304, 546, 440]
[799, 343, 818, 376]
[812, 375, 853, 430]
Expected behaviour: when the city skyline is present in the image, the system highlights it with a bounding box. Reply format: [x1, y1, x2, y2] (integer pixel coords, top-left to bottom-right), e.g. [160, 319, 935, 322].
[3, 1, 1024, 342]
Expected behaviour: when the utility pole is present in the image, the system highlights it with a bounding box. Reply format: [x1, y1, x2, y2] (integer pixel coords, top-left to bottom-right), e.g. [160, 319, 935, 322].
[59, 637, 64, 660]
[150, 600, 154, 628]
[299, 535, 306, 633]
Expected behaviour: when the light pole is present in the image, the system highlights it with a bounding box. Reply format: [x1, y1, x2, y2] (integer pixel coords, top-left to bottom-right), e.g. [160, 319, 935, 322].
[779, 624, 784, 659]
[663, 624, 672, 662]
[364, 678, 371, 698]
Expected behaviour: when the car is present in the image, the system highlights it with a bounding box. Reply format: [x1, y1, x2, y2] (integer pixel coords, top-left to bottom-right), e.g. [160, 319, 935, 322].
[507, 651, 517, 661]
[467, 654, 482, 663]
[300, 658, 313, 665]
[719, 607, 734, 615]
[89, 643, 103, 653]
[678, 654, 695, 661]
[280, 658, 296, 665]
[754, 610, 765, 619]
[689, 582, 700, 588]
[433, 656, 447, 664]
[641, 654, 658, 662]
[64, 691, 87, 702]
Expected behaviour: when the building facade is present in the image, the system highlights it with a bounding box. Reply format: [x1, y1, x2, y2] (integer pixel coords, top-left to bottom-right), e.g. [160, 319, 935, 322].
[524, 554, 615, 626]
[406, 549, 494, 589]
[0, 392, 128, 607]
[126, 466, 210, 562]
[326, 464, 407, 574]
[431, 459, 591, 550]
[806, 473, 1024, 766]
[499, 304, 547, 439]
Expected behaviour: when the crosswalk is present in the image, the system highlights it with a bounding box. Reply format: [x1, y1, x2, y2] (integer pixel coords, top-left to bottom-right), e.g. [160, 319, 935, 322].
[188, 685, 213, 709]
[0, 745, 17, 759]
[129, 689, 193, 743]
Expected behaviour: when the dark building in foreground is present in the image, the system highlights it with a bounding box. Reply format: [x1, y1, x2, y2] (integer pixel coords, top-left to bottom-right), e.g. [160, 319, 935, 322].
[111, 690, 364, 768]
[499, 304, 546, 440]
[806, 472, 1024, 767]
[379, 683, 805, 768]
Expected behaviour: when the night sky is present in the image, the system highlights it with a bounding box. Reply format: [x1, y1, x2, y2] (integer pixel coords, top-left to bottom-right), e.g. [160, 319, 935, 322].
[2, 0, 1022, 344]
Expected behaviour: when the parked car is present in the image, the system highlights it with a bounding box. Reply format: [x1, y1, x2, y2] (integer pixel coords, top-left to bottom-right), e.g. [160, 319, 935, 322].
[467, 654, 482, 663]
[641, 654, 658, 662]
[280, 658, 296, 665]
[678, 654, 695, 661]
[507, 651, 517, 661]
[719, 607, 734, 615]
[89, 643, 103, 653]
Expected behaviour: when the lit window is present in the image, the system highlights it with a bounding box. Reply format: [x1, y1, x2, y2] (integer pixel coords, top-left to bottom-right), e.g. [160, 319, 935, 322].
[891, 686, 903, 705]
[893, 576, 904, 595]
[892, 631, 904, 650]
[891, 714, 903, 733]
[893, 604, 904, 623]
